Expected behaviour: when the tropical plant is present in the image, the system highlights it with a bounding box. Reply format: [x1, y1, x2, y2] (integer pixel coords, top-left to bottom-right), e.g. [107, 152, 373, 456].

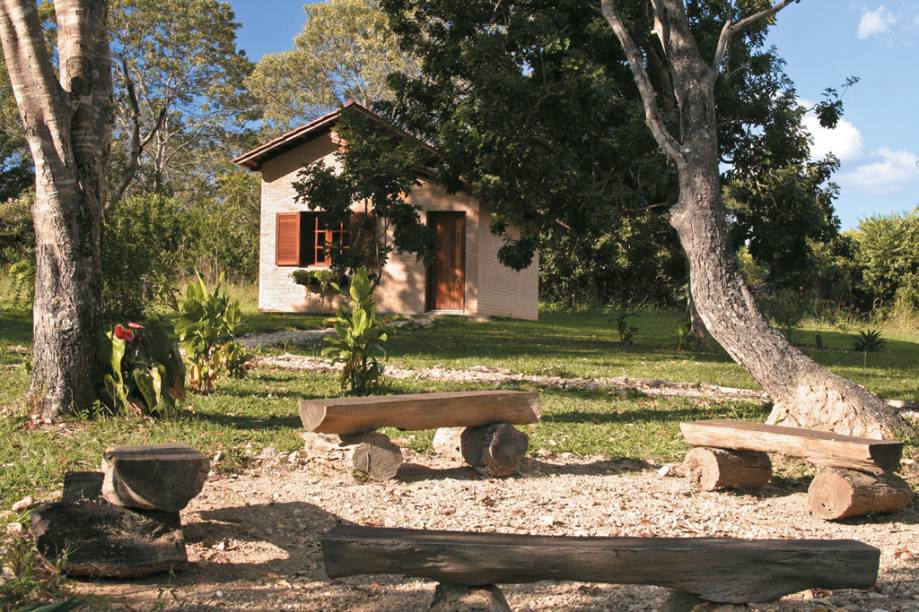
[853, 328, 884, 367]
[175, 273, 250, 393]
[321, 267, 391, 395]
[675, 321, 699, 352]
[99, 317, 185, 416]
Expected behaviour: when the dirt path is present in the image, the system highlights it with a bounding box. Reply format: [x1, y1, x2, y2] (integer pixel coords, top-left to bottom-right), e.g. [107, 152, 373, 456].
[69, 451, 919, 611]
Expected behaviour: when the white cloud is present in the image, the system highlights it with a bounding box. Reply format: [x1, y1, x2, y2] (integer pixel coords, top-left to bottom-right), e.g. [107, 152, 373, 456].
[803, 113, 865, 162]
[857, 6, 897, 39]
[840, 147, 919, 196]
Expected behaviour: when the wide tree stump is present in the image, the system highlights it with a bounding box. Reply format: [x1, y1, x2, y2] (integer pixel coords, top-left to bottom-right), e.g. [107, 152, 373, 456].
[808, 469, 913, 520]
[460, 423, 528, 477]
[683, 447, 772, 491]
[102, 443, 209, 512]
[303, 432, 403, 481]
[429, 584, 511, 612]
[31, 471, 188, 578]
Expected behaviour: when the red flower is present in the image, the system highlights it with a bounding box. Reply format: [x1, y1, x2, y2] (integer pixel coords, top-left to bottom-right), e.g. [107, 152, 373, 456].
[113, 324, 127, 340]
[124, 328, 136, 342]
[127, 322, 144, 329]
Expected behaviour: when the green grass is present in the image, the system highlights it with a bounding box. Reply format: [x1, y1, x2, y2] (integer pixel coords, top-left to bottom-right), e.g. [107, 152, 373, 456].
[1, 304, 917, 510]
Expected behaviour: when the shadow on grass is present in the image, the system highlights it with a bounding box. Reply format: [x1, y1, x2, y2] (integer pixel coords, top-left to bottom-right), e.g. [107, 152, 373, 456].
[184, 411, 302, 431]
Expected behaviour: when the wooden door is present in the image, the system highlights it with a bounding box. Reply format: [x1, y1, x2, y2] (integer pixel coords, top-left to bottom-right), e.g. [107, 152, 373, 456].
[426, 212, 466, 311]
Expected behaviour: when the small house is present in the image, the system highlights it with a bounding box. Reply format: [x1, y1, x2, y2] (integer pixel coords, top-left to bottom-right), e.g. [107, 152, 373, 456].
[233, 102, 538, 320]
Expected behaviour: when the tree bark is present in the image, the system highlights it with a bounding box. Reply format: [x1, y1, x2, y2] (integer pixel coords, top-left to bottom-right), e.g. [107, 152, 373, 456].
[600, 0, 911, 439]
[0, 0, 112, 421]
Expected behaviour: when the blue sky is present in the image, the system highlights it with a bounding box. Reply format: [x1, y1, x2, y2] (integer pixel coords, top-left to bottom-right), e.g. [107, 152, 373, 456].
[230, 0, 919, 229]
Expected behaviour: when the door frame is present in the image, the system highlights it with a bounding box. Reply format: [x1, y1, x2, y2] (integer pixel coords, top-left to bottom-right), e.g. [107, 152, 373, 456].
[425, 211, 466, 312]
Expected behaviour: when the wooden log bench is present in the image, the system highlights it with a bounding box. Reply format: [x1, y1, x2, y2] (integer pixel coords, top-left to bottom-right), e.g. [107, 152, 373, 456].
[680, 419, 912, 520]
[321, 525, 880, 608]
[299, 391, 540, 481]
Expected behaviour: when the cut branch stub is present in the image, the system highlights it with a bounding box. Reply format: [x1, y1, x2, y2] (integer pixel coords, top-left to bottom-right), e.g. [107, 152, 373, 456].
[807, 469, 913, 521]
[102, 443, 209, 512]
[299, 391, 540, 434]
[683, 447, 772, 491]
[680, 420, 902, 474]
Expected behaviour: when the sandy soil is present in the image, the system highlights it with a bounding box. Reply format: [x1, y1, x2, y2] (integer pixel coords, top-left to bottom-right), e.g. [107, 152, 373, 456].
[67, 449, 919, 611]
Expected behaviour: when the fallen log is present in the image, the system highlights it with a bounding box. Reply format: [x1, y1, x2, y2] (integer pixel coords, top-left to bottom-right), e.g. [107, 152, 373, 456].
[303, 432, 403, 481]
[102, 443, 209, 512]
[683, 448, 772, 491]
[680, 420, 902, 474]
[299, 391, 540, 435]
[31, 471, 187, 578]
[808, 469, 913, 520]
[321, 525, 880, 604]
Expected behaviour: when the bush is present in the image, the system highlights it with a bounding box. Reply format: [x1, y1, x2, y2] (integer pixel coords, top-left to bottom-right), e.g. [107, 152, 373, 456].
[99, 317, 185, 416]
[291, 268, 342, 296]
[175, 274, 250, 393]
[102, 193, 194, 319]
[321, 267, 391, 395]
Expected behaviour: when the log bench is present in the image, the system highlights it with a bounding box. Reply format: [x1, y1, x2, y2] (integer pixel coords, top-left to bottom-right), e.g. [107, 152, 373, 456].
[321, 525, 880, 609]
[299, 391, 540, 481]
[680, 420, 912, 520]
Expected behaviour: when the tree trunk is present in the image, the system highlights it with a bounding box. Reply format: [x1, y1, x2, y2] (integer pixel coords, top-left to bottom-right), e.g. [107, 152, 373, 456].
[686, 291, 709, 349]
[0, 0, 113, 421]
[600, 0, 911, 439]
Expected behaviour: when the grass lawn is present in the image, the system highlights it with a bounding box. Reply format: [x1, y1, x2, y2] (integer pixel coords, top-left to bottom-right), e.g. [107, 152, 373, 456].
[0, 305, 916, 510]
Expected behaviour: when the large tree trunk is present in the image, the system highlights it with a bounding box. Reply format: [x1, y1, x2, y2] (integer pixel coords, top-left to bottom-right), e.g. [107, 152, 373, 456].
[0, 0, 113, 421]
[601, 0, 911, 439]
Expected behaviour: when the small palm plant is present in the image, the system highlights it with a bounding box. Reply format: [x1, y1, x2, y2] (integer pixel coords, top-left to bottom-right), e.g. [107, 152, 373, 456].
[322, 267, 392, 395]
[853, 329, 884, 366]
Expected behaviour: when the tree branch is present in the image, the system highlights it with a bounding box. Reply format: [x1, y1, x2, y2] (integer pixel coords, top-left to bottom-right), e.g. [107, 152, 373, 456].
[713, 0, 799, 71]
[599, 0, 685, 163]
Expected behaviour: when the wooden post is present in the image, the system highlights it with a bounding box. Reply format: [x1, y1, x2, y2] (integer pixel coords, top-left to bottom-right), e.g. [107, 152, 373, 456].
[683, 447, 772, 491]
[807, 469, 913, 520]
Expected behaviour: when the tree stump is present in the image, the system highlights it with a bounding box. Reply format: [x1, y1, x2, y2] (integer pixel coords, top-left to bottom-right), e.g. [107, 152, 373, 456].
[102, 443, 209, 512]
[808, 469, 913, 520]
[683, 447, 772, 491]
[303, 431, 403, 481]
[31, 471, 187, 578]
[429, 584, 511, 612]
[460, 423, 528, 477]
[661, 591, 750, 611]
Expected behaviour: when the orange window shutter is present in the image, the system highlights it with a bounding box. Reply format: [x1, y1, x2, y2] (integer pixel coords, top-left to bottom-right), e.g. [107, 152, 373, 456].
[276, 213, 301, 266]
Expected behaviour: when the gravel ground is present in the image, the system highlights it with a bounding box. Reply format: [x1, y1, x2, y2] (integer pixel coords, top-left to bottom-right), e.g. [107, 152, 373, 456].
[68, 450, 919, 611]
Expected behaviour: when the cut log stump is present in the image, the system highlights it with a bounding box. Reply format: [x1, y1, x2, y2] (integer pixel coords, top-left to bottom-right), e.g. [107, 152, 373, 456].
[680, 420, 902, 474]
[303, 432, 403, 481]
[661, 591, 750, 612]
[434, 424, 529, 477]
[102, 443, 209, 512]
[683, 447, 772, 491]
[808, 469, 913, 520]
[31, 471, 188, 578]
[321, 525, 880, 604]
[300, 391, 540, 434]
[429, 584, 511, 612]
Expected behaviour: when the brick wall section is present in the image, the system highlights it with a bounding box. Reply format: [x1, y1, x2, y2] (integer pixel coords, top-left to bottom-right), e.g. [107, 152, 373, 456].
[256, 133, 536, 320]
[475, 201, 539, 321]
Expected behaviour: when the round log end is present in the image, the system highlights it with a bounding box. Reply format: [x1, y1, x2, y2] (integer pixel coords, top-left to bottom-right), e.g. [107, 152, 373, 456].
[683, 447, 771, 492]
[299, 401, 329, 433]
[808, 469, 913, 521]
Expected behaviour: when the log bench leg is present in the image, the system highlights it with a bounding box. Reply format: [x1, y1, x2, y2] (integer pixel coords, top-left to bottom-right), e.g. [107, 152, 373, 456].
[683, 447, 772, 492]
[429, 583, 510, 612]
[808, 469, 913, 520]
[661, 591, 750, 611]
[302, 432, 403, 482]
[433, 423, 529, 477]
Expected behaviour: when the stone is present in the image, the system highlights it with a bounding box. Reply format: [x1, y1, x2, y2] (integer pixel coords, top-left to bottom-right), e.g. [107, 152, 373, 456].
[11, 496, 33, 512]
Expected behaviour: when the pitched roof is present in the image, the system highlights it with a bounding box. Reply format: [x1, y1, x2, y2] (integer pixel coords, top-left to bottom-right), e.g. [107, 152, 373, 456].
[233, 100, 435, 170]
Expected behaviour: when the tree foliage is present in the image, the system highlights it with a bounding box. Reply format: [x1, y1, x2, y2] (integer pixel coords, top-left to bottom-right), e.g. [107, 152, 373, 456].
[246, 0, 418, 131]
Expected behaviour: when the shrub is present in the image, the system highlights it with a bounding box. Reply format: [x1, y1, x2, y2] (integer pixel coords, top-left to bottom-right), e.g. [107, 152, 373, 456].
[612, 310, 639, 346]
[291, 268, 342, 296]
[321, 267, 391, 395]
[99, 317, 185, 416]
[175, 273, 250, 393]
[853, 328, 883, 367]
